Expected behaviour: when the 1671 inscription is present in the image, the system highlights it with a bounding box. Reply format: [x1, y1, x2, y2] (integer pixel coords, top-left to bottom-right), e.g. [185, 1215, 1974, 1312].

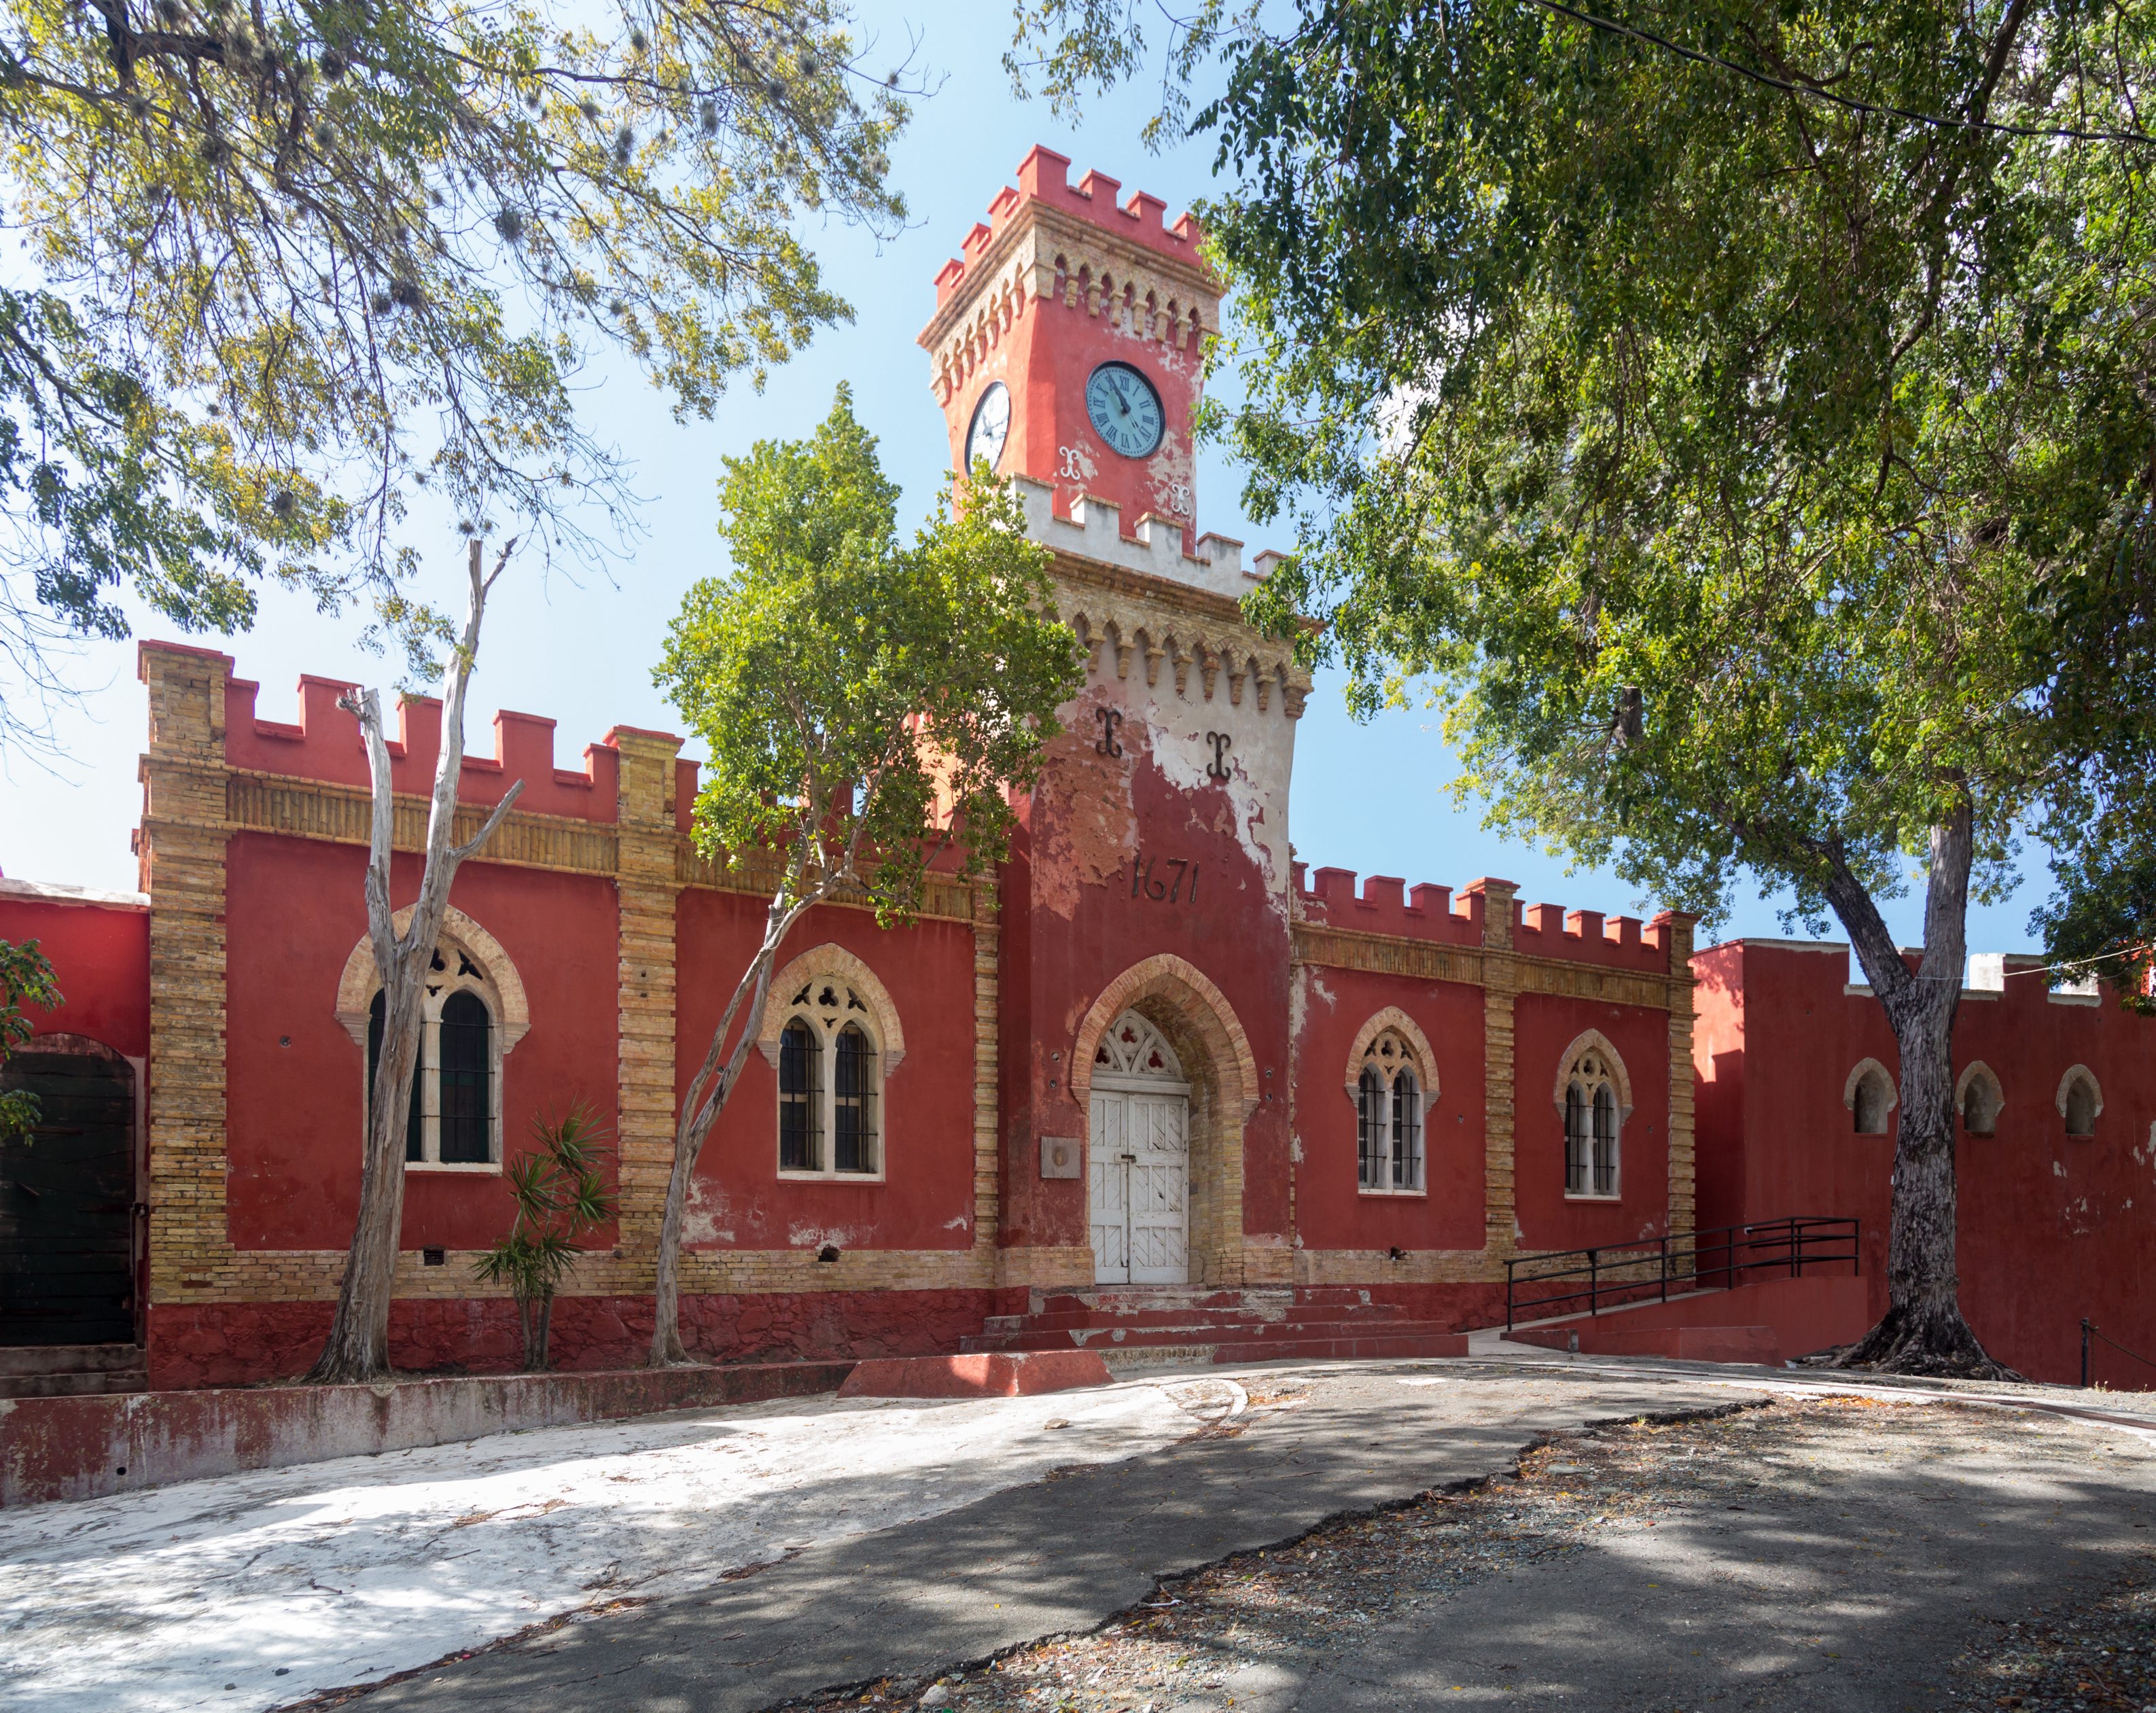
[1129, 853, 1199, 904]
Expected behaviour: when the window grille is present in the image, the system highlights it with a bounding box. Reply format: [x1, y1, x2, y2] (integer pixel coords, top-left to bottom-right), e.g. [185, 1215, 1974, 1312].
[1591, 1083, 1618, 1197]
[366, 991, 424, 1162]
[1357, 1065, 1387, 1188]
[834, 1023, 877, 1173]
[779, 1019, 821, 1171]
[1564, 1079, 1591, 1195]
[437, 991, 493, 1164]
[1391, 1069, 1424, 1191]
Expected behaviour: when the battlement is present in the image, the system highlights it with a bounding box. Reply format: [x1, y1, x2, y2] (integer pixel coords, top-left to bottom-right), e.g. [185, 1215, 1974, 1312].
[217, 660, 626, 824]
[1296, 864, 1680, 969]
[1015, 476, 1266, 599]
[932, 145, 1204, 311]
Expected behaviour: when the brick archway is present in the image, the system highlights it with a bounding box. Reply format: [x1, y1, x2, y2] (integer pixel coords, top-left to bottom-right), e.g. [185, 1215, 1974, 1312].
[1071, 955, 1260, 1286]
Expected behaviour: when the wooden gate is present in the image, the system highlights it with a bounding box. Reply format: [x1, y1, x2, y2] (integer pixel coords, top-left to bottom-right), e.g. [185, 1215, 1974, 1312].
[0, 1048, 136, 1345]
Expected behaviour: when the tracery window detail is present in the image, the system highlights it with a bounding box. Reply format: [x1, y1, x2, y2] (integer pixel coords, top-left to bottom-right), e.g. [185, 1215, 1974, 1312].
[1355, 1029, 1426, 1194]
[776, 983, 883, 1179]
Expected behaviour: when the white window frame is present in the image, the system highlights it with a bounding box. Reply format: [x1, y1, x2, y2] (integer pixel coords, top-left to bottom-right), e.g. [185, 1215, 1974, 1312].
[366, 950, 505, 1174]
[1354, 1031, 1428, 1196]
[774, 979, 887, 1183]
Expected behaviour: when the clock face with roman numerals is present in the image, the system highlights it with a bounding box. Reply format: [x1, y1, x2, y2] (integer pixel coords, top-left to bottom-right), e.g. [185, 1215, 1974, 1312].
[1085, 362, 1165, 459]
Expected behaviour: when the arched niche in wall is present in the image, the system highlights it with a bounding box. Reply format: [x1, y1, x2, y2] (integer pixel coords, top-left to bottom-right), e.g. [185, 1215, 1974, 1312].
[1843, 1058, 1898, 1136]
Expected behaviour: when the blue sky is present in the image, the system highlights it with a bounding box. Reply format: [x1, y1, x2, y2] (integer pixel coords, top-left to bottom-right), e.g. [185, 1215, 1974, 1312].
[0, 1, 2050, 957]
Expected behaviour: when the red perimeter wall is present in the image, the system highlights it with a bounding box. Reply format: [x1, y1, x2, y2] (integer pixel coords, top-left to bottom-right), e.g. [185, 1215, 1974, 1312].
[1693, 940, 2156, 1387]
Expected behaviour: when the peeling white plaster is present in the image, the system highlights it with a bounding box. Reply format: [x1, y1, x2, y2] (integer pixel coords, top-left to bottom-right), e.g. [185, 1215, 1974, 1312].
[942, 1214, 971, 1232]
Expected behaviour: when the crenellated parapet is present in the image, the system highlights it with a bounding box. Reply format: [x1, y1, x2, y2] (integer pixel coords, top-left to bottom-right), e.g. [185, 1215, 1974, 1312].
[224, 671, 622, 824]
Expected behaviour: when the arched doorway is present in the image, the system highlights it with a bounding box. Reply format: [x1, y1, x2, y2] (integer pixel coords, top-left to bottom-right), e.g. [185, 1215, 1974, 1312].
[1089, 1010, 1190, 1284]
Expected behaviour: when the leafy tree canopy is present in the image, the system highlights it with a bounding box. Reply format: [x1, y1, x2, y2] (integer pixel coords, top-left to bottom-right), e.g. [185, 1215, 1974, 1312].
[657, 384, 1084, 922]
[1025, 0, 2156, 951]
[1012, 0, 2156, 1374]
[0, 0, 906, 744]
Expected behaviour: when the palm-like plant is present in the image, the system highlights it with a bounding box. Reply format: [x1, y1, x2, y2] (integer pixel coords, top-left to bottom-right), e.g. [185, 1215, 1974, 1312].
[473, 1103, 616, 1371]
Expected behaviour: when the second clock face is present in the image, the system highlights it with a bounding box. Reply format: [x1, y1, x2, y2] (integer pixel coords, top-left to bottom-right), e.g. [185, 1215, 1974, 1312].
[965, 381, 1010, 473]
[1086, 362, 1165, 459]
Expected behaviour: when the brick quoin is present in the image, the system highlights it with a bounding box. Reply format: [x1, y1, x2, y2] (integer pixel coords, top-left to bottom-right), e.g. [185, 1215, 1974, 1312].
[3, 151, 2148, 1390]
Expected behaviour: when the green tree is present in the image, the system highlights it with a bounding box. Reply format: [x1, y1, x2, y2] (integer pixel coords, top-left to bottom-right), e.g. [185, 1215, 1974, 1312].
[648, 387, 1083, 1366]
[0, 0, 906, 746]
[1017, 0, 2156, 1374]
[0, 938, 62, 1142]
[474, 1101, 617, 1371]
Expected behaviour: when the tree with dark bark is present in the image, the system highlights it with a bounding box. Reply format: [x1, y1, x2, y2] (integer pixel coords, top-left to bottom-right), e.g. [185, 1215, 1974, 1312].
[1013, 0, 2156, 1375]
[307, 537, 523, 1383]
[646, 391, 1082, 1366]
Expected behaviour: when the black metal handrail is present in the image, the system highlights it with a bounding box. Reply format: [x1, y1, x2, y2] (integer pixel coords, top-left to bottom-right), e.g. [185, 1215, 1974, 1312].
[1504, 1216, 1860, 1330]
[2081, 1319, 2156, 1389]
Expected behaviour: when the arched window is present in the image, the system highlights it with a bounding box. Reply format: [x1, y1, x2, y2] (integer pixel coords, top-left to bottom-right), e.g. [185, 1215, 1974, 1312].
[1351, 1025, 1429, 1194]
[775, 982, 885, 1180]
[1958, 1063, 2002, 1138]
[366, 991, 423, 1162]
[1562, 1042, 1623, 1199]
[2060, 1066, 2102, 1139]
[1849, 1062, 1896, 1137]
[363, 944, 505, 1168]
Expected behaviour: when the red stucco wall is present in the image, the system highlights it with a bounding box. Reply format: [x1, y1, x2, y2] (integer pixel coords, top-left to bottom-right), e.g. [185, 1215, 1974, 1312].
[1290, 965, 1487, 1254]
[221, 834, 621, 1252]
[673, 889, 982, 1253]
[0, 889, 149, 1059]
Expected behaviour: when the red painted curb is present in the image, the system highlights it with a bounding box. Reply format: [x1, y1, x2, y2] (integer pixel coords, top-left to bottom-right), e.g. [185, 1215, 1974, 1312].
[0, 1360, 854, 1508]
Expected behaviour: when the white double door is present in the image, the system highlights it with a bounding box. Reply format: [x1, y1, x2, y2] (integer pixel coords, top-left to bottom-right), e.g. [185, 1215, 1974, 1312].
[1089, 1080, 1190, 1285]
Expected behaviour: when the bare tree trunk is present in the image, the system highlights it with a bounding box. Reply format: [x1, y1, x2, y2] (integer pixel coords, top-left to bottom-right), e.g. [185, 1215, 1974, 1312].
[306, 540, 525, 1385]
[650, 877, 822, 1366]
[1822, 797, 2019, 1379]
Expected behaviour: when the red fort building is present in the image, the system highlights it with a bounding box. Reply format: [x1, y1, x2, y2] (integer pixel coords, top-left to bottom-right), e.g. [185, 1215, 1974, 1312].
[4, 147, 2153, 1393]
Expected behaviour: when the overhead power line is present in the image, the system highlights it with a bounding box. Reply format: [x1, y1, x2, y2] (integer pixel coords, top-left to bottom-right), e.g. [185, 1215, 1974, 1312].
[1529, 0, 2156, 149]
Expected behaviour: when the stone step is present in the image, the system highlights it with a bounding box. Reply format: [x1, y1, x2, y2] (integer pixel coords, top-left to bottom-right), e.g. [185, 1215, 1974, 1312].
[964, 1317, 1463, 1355]
[1206, 1330, 1470, 1364]
[0, 1364, 148, 1398]
[0, 1342, 144, 1377]
[985, 1301, 1410, 1335]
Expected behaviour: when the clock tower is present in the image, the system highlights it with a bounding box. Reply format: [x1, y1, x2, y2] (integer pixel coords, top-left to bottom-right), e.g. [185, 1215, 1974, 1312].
[918, 145, 1245, 592]
[921, 148, 1311, 1296]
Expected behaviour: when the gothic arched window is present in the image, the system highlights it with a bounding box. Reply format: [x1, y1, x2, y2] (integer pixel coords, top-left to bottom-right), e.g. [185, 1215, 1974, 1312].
[1353, 1026, 1429, 1194]
[1563, 1044, 1623, 1199]
[775, 983, 885, 1180]
[364, 940, 505, 1169]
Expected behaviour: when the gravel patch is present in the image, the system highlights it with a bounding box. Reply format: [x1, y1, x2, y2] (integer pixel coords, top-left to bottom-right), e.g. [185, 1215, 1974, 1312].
[787, 1392, 2155, 1713]
[1947, 1563, 2156, 1711]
